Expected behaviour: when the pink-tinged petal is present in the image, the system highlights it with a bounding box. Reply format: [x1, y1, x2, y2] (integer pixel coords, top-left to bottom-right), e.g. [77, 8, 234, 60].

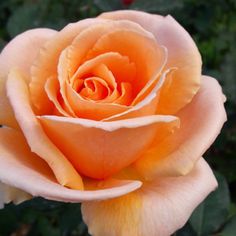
[134, 76, 227, 179]
[0, 128, 142, 202]
[6, 68, 83, 190]
[0, 28, 56, 128]
[0, 29, 57, 80]
[38, 114, 179, 179]
[0, 183, 31, 207]
[82, 158, 217, 236]
[100, 10, 202, 114]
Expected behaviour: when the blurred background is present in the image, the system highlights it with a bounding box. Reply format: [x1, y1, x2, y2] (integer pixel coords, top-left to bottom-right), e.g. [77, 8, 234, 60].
[0, 0, 235, 235]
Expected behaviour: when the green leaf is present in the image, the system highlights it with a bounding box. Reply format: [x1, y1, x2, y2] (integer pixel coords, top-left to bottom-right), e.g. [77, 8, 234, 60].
[174, 223, 196, 236]
[36, 217, 60, 236]
[0, 38, 6, 51]
[220, 215, 236, 236]
[131, 0, 183, 13]
[189, 172, 230, 236]
[94, 0, 123, 11]
[221, 46, 236, 104]
[0, 204, 18, 235]
[59, 203, 82, 234]
[7, 4, 42, 38]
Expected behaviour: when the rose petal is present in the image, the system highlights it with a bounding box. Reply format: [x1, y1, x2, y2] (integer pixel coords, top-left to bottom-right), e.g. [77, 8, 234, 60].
[6, 68, 83, 190]
[86, 29, 166, 97]
[0, 28, 56, 128]
[103, 68, 172, 121]
[91, 64, 120, 103]
[63, 53, 134, 120]
[67, 19, 151, 77]
[100, 10, 202, 114]
[38, 114, 179, 179]
[82, 158, 217, 236]
[65, 82, 128, 120]
[134, 76, 227, 179]
[29, 18, 108, 114]
[45, 76, 73, 117]
[0, 128, 142, 202]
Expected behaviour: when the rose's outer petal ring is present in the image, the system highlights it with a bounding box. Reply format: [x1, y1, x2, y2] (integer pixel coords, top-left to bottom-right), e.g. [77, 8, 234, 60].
[99, 10, 202, 115]
[38, 114, 179, 179]
[6, 68, 84, 190]
[134, 76, 227, 179]
[0, 28, 57, 128]
[82, 158, 217, 236]
[0, 127, 142, 203]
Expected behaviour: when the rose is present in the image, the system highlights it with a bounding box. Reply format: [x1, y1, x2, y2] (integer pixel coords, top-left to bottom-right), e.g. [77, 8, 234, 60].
[0, 10, 226, 235]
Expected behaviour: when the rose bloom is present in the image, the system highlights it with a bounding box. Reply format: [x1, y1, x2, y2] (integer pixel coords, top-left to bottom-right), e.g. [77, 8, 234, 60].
[0, 10, 226, 236]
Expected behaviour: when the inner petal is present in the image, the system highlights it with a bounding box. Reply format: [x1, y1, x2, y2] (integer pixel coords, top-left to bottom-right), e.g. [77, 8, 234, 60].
[65, 81, 129, 120]
[79, 77, 110, 101]
[91, 64, 120, 103]
[57, 52, 137, 120]
[67, 20, 155, 78]
[70, 52, 136, 88]
[85, 29, 166, 97]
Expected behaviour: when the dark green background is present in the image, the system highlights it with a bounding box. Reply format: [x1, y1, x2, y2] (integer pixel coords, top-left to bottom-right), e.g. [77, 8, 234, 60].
[0, 0, 235, 235]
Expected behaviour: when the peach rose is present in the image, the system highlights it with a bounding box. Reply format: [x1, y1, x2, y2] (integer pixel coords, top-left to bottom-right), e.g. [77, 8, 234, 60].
[0, 10, 226, 236]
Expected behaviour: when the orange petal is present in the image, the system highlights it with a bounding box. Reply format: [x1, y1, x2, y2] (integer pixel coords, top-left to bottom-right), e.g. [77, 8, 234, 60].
[86, 29, 166, 97]
[63, 52, 135, 120]
[29, 18, 107, 114]
[82, 158, 217, 236]
[0, 128, 142, 203]
[114, 82, 133, 105]
[38, 114, 179, 179]
[0, 28, 56, 128]
[91, 64, 120, 103]
[134, 76, 227, 179]
[103, 68, 172, 121]
[65, 80, 129, 120]
[80, 77, 110, 100]
[69, 51, 135, 89]
[6, 68, 83, 190]
[67, 19, 153, 78]
[45, 76, 72, 117]
[100, 10, 202, 114]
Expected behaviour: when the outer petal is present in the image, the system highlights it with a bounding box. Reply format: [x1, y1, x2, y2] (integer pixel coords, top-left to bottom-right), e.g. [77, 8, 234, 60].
[0, 128, 142, 202]
[0, 28, 56, 128]
[82, 158, 217, 236]
[134, 76, 227, 179]
[6, 68, 83, 190]
[99, 10, 202, 114]
[38, 114, 179, 179]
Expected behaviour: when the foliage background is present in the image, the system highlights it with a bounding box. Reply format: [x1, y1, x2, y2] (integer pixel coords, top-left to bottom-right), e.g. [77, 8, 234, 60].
[0, 0, 236, 235]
